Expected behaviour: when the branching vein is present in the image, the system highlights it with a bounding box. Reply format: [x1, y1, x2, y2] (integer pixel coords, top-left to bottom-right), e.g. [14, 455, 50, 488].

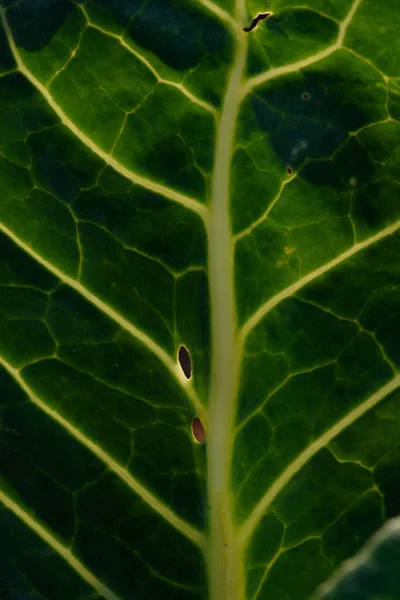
[240, 373, 400, 543]
[241, 0, 363, 97]
[0, 7, 208, 224]
[0, 221, 204, 418]
[0, 487, 122, 600]
[194, 0, 239, 32]
[0, 355, 206, 550]
[240, 218, 400, 345]
[77, 4, 219, 117]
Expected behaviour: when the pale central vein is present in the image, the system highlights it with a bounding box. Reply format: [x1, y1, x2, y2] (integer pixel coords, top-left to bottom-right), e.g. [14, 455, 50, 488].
[0, 355, 206, 550]
[207, 14, 247, 600]
[0, 488, 121, 600]
[0, 7, 208, 223]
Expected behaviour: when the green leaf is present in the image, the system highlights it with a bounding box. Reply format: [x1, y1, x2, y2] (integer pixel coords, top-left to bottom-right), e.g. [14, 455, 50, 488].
[0, 0, 399, 599]
[314, 517, 400, 599]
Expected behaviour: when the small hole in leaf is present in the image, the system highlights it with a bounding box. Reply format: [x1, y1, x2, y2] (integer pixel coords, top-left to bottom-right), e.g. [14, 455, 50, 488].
[303, 92, 310, 101]
[178, 345, 192, 379]
[286, 167, 293, 175]
[192, 418, 205, 443]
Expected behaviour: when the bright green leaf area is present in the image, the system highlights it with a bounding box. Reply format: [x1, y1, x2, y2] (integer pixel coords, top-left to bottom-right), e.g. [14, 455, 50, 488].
[0, 0, 399, 599]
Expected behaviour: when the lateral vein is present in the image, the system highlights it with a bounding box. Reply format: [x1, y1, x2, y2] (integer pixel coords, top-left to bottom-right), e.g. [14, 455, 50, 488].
[241, 0, 363, 97]
[0, 7, 208, 223]
[0, 488, 121, 600]
[0, 355, 206, 550]
[240, 373, 400, 543]
[240, 218, 400, 344]
[77, 4, 218, 117]
[0, 221, 204, 418]
[194, 0, 239, 32]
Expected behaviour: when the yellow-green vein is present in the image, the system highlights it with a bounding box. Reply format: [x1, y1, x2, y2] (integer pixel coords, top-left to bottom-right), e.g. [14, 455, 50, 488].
[239, 373, 400, 543]
[0, 221, 204, 419]
[0, 355, 206, 550]
[239, 218, 400, 346]
[0, 7, 208, 224]
[0, 488, 121, 600]
[241, 0, 363, 97]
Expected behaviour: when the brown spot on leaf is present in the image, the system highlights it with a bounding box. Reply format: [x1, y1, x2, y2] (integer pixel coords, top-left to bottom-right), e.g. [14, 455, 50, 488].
[192, 418, 205, 443]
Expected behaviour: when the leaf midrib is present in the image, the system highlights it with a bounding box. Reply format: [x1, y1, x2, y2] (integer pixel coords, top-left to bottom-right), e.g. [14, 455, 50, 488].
[0, 1, 394, 598]
[206, 0, 247, 597]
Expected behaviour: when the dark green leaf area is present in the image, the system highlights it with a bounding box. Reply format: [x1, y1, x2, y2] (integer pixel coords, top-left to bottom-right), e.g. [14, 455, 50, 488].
[0, 72, 57, 136]
[329, 388, 400, 475]
[5, 0, 72, 51]
[0, 369, 105, 544]
[245, 0, 353, 22]
[242, 381, 400, 598]
[0, 237, 58, 369]
[234, 51, 387, 237]
[234, 297, 394, 520]
[373, 443, 400, 522]
[175, 271, 210, 401]
[78, 222, 176, 353]
[245, 513, 284, 598]
[245, 451, 382, 600]
[12, 3, 219, 198]
[74, 473, 206, 599]
[246, 8, 338, 76]
[0, 368, 205, 598]
[389, 80, 400, 122]
[233, 365, 334, 496]
[84, 0, 233, 107]
[46, 286, 118, 344]
[230, 140, 283, 234]
[1, 187, 80, 278]
[28, 125, 102, 204]
[0, 80, 83, 278]
[0, 23, 15, 73]
[91, 0, 231, 72]
[74, 180, 207, 272]
[0, 508, 95, 600]
[111, 85, 215, 198]
[250, 540, 332, 600]
[9, 3, 221, 196]
[314, 516, 400, 600]
[0, 74, 208, 354]
[0, 232, 57, 291]
[237, 297, 358, 422]
[21, 319, 206, 526]
[0, 294, 55, 369]
[83, 0, 232, 106]
[298, 234, 400, 368]
[235, 60, 392, 324]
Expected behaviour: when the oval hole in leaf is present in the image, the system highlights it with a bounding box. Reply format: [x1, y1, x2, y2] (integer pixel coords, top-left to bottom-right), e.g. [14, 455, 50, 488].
[302, 92, 310, 101]
[178, 345, 192, 379]
[192, 418, 205, 443]
[286, 166, 293, 175]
